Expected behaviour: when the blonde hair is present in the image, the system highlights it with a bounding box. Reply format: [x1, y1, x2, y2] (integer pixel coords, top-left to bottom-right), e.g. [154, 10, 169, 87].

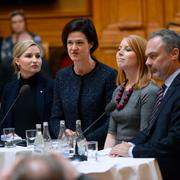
[12, 40, 41, 72]
[116, 35, 152, 89]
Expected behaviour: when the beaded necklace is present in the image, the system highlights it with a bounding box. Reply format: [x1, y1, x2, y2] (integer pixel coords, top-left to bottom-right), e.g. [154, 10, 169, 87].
[116, 85, 134, 111]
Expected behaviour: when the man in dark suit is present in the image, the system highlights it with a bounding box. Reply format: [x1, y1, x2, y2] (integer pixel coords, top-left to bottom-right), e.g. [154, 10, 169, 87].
[109, 29, 180, 180]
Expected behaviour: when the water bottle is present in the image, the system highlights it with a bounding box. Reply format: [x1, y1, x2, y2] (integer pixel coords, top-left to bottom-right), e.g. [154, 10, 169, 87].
[74, 120, 87, 161]
[43, 122, 52, 151]
[34, 124, 45, 153]
[57, 120, 68, 157]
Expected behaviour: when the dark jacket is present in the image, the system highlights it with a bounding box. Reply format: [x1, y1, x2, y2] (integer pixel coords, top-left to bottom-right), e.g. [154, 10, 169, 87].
[0, 73, 54, 137]
[50, 61, 117, 149]
[130, 73, 180, 180]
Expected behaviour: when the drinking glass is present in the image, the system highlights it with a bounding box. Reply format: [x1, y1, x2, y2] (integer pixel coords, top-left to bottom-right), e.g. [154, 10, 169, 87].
[68, 136, 75, 158]
[3, 128, 16, 148]
[26, 129, 36, 148]
[86, 141, 98, 161]
[51, 139, 59, 151]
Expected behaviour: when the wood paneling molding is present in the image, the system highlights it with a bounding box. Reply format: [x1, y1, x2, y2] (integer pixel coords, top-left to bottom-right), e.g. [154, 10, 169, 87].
[1, 0, 180, 69]
[98, 0, 145, 54]
[100, 21, 145, 50]
[0, 0, 91, 47]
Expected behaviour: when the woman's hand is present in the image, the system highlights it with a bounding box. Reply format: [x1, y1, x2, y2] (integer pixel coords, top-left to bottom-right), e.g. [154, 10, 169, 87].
[65, 129, 76, 137]
[110, 142, 131, 157]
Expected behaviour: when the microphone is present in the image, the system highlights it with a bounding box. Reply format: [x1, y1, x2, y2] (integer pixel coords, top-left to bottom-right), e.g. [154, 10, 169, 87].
[19, 84, 30, 95]
[105, 102, 117, 113]
[0, 84, 30, 128]
[82, 102, 116, 135]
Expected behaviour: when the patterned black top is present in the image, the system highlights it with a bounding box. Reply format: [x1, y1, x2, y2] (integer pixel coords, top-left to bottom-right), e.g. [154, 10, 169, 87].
[50, 60, 117, 149]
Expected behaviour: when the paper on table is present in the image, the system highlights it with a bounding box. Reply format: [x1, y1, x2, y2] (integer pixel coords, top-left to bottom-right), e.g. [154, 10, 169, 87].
[97, 148, 111, 156]
[76, 156, 116, 173]
[1, 135, 22, 143]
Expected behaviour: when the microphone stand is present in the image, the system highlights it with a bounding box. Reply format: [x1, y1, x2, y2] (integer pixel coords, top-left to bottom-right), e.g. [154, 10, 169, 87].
[72, 112, 105, 160]
[82, 102, 116, 136]
[71, 135, 87, 161]
[0, 94, 21, 128]
[0, 85, 30, 147]
[0, 84, 30, 128]
[0, 94, 21, 147]
[70, 102, 116, 159]
[71, 140, 79, 160]
[82, 112, 105, 136]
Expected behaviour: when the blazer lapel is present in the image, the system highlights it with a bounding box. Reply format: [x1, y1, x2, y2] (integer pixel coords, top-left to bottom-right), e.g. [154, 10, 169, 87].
[36, 77, 45, 123]
[149, 73, 180, 131]
[155, 86, 175, 115]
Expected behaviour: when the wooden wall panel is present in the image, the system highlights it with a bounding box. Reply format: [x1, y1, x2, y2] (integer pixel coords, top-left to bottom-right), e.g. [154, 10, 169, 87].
[0, 0, 90, 17]
[0, 0, 91, 47]
[164, 0, 180, 33]
[0, 0, 179, 69]
[92, 0, 169, 69]
[92, 0, 147, 68]
[165, 0, 179, 22]
[27, 18, 76, 47]
[146, 0, 164, 34]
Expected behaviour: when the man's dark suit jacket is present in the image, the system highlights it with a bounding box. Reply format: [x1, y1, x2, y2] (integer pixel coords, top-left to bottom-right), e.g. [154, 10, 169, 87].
[0, 74, 54, 137]
[130, 72, 180, 180]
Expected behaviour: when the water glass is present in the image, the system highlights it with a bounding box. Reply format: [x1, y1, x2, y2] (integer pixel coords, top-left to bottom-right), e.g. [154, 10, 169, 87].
[86, 141, 98, 161]
[51, 139, 59, 150]
[68, 136, 75, 158]
[26, 129, 36, 148]
[58, 141, 70, 158]
[3, 128, 16, 148]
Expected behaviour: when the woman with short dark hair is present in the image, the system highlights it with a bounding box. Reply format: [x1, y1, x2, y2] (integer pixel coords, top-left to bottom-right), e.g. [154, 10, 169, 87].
[50, 18, 117, 149]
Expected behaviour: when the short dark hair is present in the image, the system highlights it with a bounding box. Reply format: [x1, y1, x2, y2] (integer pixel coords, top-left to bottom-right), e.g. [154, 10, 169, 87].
[61, 18, 99, 54]
[149, 29, 180, 61]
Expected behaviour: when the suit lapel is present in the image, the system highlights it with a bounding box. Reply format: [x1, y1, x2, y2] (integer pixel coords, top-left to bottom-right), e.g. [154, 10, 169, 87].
[155, 86, 175, 116]
[149, 73, 180, 131]
[36, 76, 45, 123]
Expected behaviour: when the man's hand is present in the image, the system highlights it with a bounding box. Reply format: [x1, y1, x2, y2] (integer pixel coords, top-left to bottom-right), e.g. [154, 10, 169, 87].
[110, 141, 131, 157]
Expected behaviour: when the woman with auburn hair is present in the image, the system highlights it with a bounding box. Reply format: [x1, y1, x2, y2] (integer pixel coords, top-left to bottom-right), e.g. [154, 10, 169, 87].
[104, 35, 159, 148]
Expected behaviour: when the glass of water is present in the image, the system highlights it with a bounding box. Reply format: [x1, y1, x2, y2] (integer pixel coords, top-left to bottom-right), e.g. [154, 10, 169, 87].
[26, 129, 36, 148]
[86, 141, 98, 161]
[68, 136, 76, 158]
[3, 128, 16, 148]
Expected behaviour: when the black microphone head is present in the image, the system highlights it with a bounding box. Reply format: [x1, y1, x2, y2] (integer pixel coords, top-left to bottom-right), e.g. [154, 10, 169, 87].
[19, 84, 30, 95]
[105, 102, 116, 113]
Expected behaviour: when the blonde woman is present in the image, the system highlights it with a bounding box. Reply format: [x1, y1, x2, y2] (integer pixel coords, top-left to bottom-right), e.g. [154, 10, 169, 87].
[0, 40, 54, 139]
